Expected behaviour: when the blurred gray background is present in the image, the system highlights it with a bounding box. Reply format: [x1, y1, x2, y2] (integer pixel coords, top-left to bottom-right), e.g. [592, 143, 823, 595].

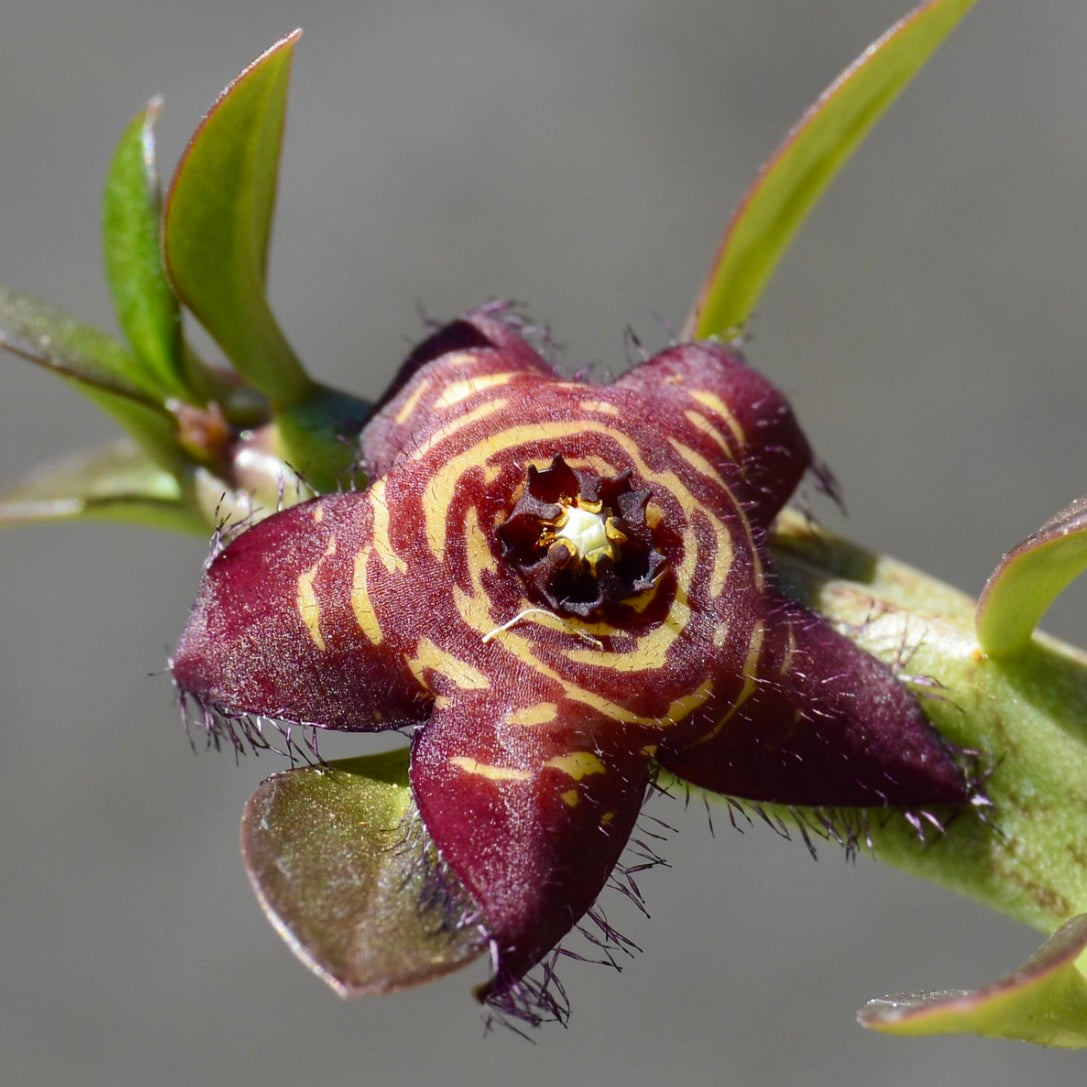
[3, 1, 1086, 1084]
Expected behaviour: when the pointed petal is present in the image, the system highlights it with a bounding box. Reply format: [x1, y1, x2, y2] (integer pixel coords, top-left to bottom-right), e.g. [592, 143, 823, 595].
[409, 691, 651, 1004]
[361, 310, 559, 479]
[242, 749, 485, 998]
[684, 0, 978, 340]
[658, 598, 967, 808]
[976, 496, 1087, 658]
[771, 508, 1087, 943]
[859, 914, 1087, 1047]
[172, 492, 424, 731]
[613, 340, 811, 522]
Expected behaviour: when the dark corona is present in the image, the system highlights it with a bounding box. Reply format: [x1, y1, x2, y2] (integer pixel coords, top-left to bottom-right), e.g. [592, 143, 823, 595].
[497, 456, 665, 616]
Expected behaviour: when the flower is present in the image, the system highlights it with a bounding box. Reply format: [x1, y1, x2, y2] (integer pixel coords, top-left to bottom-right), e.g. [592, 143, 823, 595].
[171, 307, 970, 1016]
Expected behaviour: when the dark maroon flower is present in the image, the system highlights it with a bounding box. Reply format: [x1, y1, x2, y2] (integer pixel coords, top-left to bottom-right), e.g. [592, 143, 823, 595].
[172, 307, 970, 1014]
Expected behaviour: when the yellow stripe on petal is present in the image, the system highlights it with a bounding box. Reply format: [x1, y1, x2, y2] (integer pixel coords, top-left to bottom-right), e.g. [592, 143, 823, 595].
[350, 546, 385, 646]
[434, 371, 520, 409]
[684, 409, 736, 459]
[544, 752, 606, 780]
[407, 637, 491, 692]
[689, 389, 746, 447]
[369, 479, 408, 575]
[296, 567, 325, 650]
[449, 757, 532, 782]
[506, 702, 559, 726]
[296, 536, 336, 651]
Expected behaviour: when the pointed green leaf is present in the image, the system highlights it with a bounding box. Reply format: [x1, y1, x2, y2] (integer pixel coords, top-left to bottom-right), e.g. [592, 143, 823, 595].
[0, 281, 193, 473]
[164, 31, 314, 405]
[241, 748, 485, 997]
[684, 0, 978, 341]
[0, 438, 205, 532]
[859, 914, 1087, 1047]
[1, 280, 162, 403]
[103, 98, 190, 402]
[976, 497, 1087, 658]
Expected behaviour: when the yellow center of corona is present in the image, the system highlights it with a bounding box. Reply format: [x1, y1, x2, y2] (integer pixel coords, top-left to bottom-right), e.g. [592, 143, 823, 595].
[544, 498, 625, 571]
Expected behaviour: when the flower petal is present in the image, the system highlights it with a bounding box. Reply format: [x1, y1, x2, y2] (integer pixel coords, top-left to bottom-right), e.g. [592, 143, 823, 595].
[361, 309, 560, 480]
[173, 493, 424, 731]
[613, 340, 812, 522]
[658, 597, 968, 808]
[409, 691, 651, 1005]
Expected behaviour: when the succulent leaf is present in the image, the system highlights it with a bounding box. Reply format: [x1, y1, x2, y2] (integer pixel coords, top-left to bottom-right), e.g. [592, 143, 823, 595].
[163, 30, 314, 405]
[1, 280, 162, 403]
[858, 914, 1087, 1047]
[0, 438, 204, 532]
[103, 98, 190, 403]
[976, 496, 1087, 658]
[241, 749, 486, 997]
[684, 0, 978, 341]
[0, 281, 193, 474]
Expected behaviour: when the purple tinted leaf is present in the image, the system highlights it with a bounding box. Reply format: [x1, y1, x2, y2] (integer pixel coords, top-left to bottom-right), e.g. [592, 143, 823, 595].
[241, 749, 485, 997]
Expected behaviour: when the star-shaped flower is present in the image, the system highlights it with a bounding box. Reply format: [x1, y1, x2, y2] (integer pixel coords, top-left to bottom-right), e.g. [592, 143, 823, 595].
[172, 308, 970, 1015]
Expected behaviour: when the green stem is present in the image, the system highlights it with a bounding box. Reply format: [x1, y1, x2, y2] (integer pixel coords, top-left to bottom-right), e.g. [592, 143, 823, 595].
[770, 510, 1087, 938]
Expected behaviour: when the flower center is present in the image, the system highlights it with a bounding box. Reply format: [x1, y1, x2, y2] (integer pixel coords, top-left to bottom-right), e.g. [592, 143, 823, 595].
[541, 498, 625, 571]
[496, 455, 666, 617]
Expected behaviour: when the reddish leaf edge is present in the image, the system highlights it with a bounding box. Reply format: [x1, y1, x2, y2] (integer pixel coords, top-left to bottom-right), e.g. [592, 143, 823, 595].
[682, 0, 977, 342]
[858, 914, 1087, 1046]
[976, 495, 1087, 658]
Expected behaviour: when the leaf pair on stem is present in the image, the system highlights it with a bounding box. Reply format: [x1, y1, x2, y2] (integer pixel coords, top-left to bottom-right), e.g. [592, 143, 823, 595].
[1, 31, 366, 533]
